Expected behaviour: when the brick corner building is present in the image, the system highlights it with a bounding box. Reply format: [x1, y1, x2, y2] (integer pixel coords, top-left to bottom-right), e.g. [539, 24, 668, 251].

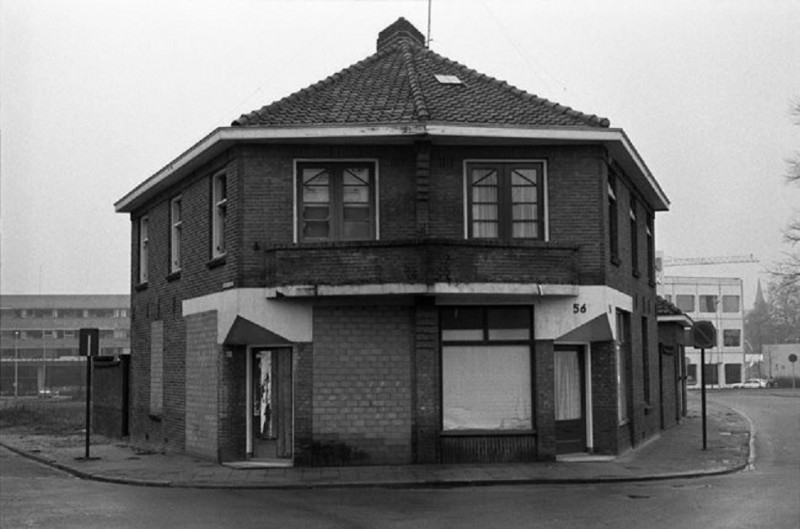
[115, 18, 683, 467]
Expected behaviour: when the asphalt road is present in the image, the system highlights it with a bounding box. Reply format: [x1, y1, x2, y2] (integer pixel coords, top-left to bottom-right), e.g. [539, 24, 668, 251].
[1, 391, 798, 528]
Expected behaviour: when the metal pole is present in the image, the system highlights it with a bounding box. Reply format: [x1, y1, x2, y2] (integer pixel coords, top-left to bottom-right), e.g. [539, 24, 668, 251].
[13, 331, 19, 400]
[701, 347, 707, 450]
[84, 337, 92, 459]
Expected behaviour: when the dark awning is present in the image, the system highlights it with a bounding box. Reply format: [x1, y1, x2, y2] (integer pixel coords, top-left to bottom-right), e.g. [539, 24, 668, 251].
[223, 316, 292, 346]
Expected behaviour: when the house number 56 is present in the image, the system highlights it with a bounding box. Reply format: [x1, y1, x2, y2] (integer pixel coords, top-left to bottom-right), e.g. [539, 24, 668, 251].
[573, 303, 587, 314]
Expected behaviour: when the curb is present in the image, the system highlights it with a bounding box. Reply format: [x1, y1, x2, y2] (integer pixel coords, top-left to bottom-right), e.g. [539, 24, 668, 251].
[2, 439, 749, 490]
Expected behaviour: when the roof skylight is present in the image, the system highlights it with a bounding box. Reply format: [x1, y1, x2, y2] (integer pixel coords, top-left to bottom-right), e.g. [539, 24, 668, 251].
[434, 74, 463, 85]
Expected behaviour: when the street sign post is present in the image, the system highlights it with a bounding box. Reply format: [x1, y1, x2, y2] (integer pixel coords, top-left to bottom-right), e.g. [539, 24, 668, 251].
[692, 321, 717, 450]
[790, 354, 798, 391]
[78, 328, 99, 460]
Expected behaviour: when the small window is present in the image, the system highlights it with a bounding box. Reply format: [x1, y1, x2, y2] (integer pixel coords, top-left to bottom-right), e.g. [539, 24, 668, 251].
[722, 295, 740, 313]
[212, 172, 227, 258]
[675, 294, 695, 313]
[723, 329, 741, 347]
[170, 196, 183, 273]
[699, 295, 718, 313]
[434, 74, 463, 85]
[608, 173, 619, 262]
[629, 200, 639, 275]
[139, 215, 149, 284]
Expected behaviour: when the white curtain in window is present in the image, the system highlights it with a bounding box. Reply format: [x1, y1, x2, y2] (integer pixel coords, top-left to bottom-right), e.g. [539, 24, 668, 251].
[554, 350, 581, 421]
[442, 345, 532, 430]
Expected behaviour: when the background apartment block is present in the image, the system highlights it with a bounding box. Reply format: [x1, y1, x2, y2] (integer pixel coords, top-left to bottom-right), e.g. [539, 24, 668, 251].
[658, 277, 751, 387]
[0, 294, 130, 398]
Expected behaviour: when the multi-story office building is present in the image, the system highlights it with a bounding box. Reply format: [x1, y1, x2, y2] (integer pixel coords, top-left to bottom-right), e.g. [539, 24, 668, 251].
[658, 276, 750, 388]
[0, 294, 130, 397]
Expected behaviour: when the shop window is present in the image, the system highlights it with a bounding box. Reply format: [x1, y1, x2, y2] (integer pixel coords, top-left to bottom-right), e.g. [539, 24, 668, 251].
[441, 306, 533, 431]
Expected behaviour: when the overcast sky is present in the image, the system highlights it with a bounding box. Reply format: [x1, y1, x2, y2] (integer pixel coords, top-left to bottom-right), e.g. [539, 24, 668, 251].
[2, 0, 798, 308]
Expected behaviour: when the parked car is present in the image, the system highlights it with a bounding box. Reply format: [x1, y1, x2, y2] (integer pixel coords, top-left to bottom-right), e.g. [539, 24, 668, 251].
[730, 378, 768, 389]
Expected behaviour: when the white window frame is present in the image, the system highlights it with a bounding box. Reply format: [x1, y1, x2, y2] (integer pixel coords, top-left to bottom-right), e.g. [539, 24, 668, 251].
[462, 159, 549, 241]
[212, 171, 227, 258]
[139, 215, 149, 284]
[170, 195, 183, 273]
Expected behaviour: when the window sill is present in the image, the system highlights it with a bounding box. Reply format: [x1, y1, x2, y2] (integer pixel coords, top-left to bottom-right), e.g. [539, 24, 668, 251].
[611, 256, 621, 267]
[148, 413, 162, 422]
[440, 429, 536, 437]
[632, 269, 641, 279]
[134, 282, 148, 292]
[166, 270, 181, 282]
[206, 255, 226, 269]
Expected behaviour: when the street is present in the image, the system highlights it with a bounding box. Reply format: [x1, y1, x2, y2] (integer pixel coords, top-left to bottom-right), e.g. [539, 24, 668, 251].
[2, 391, 798, 529]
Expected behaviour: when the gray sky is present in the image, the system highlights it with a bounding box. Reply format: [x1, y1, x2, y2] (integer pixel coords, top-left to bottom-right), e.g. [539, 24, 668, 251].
[2, 0, 798, 309]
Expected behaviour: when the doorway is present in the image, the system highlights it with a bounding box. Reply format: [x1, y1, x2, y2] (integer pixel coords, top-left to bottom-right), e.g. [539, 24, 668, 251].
[250, 348, 293, 461]
[554, 345, 586, 454]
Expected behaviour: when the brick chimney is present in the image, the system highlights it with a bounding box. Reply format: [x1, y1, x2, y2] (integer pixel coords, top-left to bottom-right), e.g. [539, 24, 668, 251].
[376, 17, 426, 52]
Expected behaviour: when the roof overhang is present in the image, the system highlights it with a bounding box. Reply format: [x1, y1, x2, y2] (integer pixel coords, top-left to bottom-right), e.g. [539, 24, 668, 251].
[657, 314, 695, 327]
[115, 123, 669, 213]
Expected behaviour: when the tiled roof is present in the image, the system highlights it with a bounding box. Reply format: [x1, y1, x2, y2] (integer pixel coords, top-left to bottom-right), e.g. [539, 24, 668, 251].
[233, 18, 610, 129]
[656, 296, 684, 317]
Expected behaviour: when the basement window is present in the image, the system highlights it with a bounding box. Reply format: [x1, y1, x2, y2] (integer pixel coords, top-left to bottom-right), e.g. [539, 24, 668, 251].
[434, 74, 463, 85]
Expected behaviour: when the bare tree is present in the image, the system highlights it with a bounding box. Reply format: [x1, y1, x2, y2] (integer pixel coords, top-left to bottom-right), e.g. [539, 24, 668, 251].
[775, 99, 800, 284]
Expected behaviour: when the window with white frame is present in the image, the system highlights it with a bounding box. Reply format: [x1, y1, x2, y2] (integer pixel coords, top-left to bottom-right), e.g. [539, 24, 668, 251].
[212, 172, 227, 258]
[139, 215, 149, 284]
[440, 306, 534, 431]
[170, 196, 182, 273]
[297, 162, 376, 241]
[466, 162, 545, 240]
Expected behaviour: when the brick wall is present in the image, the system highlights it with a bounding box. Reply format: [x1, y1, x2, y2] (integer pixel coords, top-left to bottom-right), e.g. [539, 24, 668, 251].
[412, 297, 439, 463]
[184, 310, 219, 460]
[311, 305, 413, 465]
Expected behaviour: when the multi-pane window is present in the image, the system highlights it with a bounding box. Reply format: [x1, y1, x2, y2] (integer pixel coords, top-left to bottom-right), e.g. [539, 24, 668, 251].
[722, 295, 740, 313]
[170, 196, 182, 273]
[440, 306, 533, 431]
[212, 172, 227, 258]
[630, 200, 639, 275]
[139, 215, 149, 284]
[467, 162, 545, 240]
[298, 162, 376, 241]
[723, 329, 741, 347]
[699, 295, 718, 313]
[608, 173, 619, 261]
[641, 316, 650, 405]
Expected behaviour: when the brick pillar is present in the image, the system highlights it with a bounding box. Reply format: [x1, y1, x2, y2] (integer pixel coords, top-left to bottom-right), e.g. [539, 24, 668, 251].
[293, 342, 314, 466]
[590, 340, 619, 454]
[413, 297, 439, 463]
[535, 339, 556, 460]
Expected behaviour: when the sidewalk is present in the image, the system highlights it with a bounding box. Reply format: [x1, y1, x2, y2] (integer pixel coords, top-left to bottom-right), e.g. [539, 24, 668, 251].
[0, 398, 751, 490]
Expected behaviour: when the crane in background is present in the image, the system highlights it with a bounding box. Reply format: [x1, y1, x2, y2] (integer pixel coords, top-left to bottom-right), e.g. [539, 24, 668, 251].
[661, 254, 759, 267]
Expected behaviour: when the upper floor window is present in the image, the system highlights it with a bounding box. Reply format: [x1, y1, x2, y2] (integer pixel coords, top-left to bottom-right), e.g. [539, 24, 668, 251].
[699, 295, 718, 313]
[466, 162, 545, 240]
[723, 329, 741, 347]
[646, 216, 655, 283]
[675, 294, 694, 313]
[212, 172, 227, 258]
[139, 215, 149, 284]
[722, 295, 740, 313]
[608, 173, 619, 262]
[297, 162, 376, 242]
[170, 196, 183, 273]
[629, 199, 639, 276]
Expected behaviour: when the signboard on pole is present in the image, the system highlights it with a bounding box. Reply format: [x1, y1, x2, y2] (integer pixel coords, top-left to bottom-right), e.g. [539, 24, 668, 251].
[691, 320, 717, 349]
[78, 328, 99, 357]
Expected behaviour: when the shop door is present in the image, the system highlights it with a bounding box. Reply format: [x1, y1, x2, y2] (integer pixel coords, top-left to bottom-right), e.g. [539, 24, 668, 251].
[554, 346, 586, 454]
[252, 348, 293, 460]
